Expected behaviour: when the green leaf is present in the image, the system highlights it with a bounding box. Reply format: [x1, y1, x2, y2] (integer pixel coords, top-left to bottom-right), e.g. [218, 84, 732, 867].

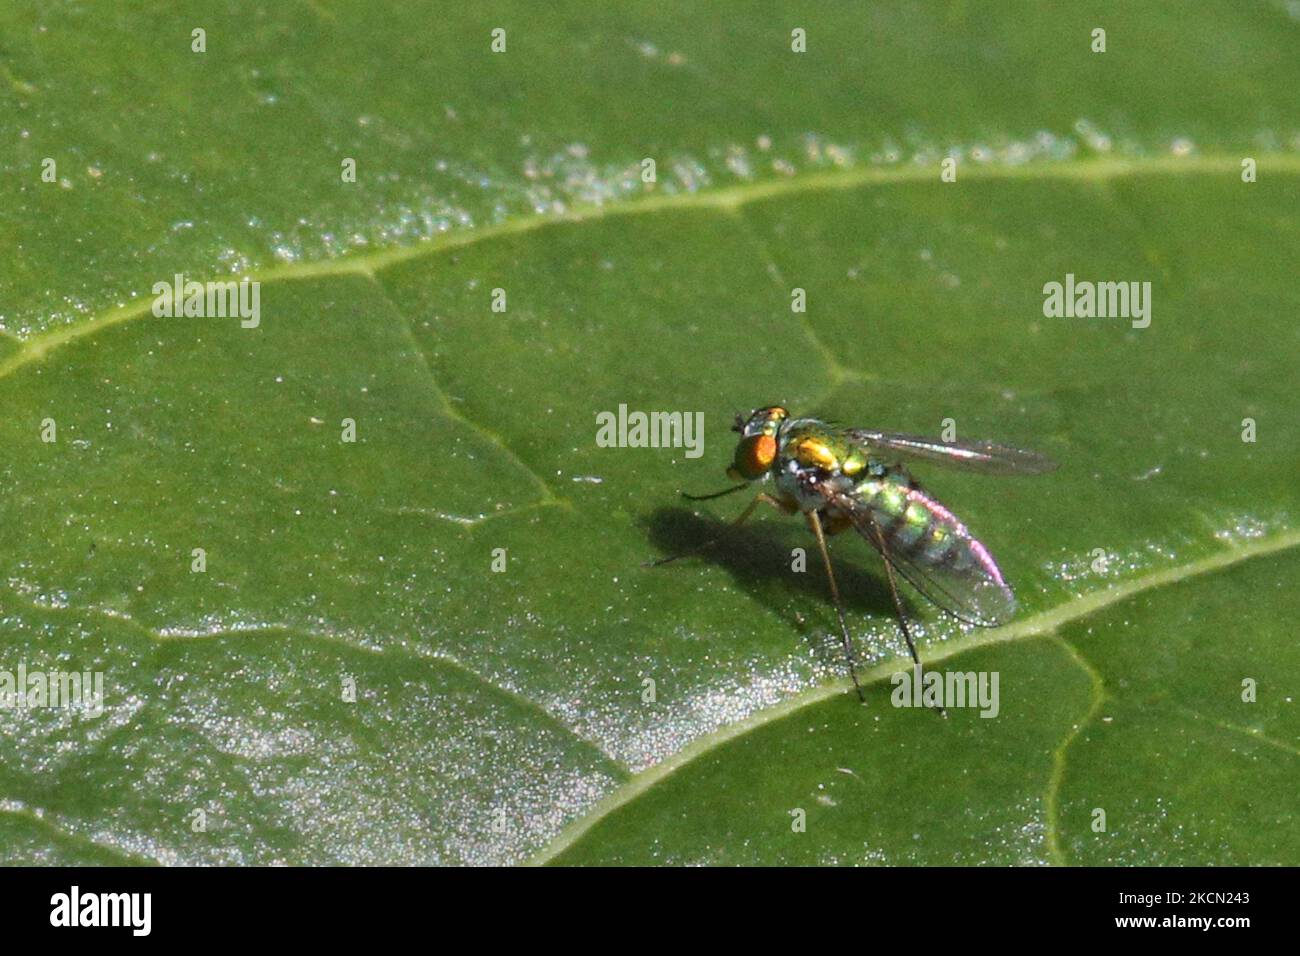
[544, 542, 1300, 865]
[1, 1, 1296, 865]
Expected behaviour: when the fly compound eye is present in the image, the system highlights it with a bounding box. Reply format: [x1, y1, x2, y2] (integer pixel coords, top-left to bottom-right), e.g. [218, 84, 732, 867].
[733, 433, 777, 479]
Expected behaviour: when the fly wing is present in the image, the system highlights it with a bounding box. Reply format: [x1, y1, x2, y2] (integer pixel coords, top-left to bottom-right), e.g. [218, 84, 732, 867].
[844, 429, 1057, 476]
[822, 484, 1018, 627]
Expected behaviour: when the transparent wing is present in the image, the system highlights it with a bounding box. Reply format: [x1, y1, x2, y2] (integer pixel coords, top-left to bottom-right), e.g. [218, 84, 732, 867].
[844, 429, 1057, 476]
[823, 485, 1018, 627]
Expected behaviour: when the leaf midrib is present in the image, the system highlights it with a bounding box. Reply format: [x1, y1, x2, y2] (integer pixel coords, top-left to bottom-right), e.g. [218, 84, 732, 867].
[528, 529, 1300, 865]
[5, 151, 1297, 383]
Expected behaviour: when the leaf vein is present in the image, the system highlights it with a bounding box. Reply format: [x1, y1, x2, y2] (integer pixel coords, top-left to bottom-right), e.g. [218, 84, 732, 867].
[4, 154, 1297, 380]
[360, 272, 569, 509]
[0, 590, 626, 777]
[528, 528, 1300, 864]
[1168, 703, 1300, 759]
[0, 803, 154, 865]
[1042, 633, 1109, 866]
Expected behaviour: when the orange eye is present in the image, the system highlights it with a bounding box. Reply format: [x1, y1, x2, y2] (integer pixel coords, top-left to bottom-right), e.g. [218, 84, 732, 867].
[734, 434, 777, 479]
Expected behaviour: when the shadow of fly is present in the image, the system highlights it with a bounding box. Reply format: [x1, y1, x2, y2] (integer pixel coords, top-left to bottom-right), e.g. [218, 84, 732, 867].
[646, 406, 1057, 703]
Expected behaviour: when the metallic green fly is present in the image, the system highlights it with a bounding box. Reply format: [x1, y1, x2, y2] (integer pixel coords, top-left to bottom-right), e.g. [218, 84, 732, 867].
[648, 406, 1057, 701]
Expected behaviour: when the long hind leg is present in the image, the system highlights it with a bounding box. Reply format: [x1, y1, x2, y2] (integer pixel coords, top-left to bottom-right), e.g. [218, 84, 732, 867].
[807, 510, 865, 703]
[864, 513, 946, 717]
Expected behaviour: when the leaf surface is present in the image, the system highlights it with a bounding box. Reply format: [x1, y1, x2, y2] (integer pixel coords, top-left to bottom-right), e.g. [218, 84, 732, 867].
[1, 1, 1296, 865]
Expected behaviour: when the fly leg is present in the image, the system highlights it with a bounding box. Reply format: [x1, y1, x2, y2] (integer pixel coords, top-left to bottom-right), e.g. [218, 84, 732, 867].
[807, 510, 866, 703]
[864, 513, 947, 718]
[644, 492, 789, 568]
[863, 514, 920, 668]
[681, 484, 749, 503]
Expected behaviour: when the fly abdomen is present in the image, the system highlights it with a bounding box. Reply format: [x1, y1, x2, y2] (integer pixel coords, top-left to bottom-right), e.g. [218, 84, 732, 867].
[858, 473, 965, 568]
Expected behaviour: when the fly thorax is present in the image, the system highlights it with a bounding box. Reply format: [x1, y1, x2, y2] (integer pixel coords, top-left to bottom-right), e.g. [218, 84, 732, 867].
[776, 457, 855, 512]
[774, 458, 814, 510]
